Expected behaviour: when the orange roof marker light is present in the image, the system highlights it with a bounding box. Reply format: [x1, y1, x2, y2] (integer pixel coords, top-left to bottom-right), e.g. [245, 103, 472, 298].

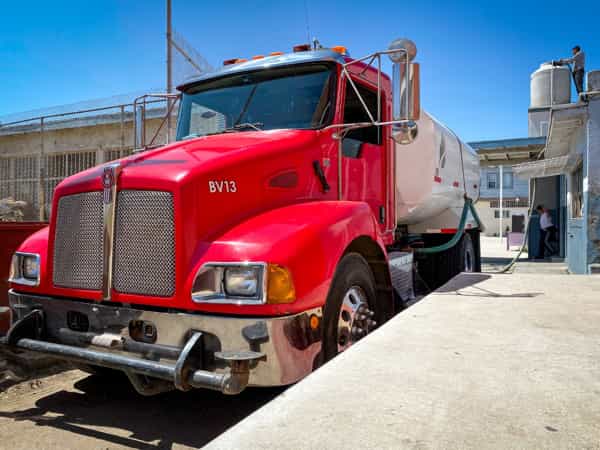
[252, 55, 265, 60]
[223, 58, 248, 66]
[270, 51, 284, 56]
[293, 44, 311, 52]
[331, 45, 348, 56]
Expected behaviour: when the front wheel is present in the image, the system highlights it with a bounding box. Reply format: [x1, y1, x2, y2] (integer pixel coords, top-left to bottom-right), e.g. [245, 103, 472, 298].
[321, 253, 379, 363]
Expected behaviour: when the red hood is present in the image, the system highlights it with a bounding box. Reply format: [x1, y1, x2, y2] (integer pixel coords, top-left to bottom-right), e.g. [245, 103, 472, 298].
[56, 129, 320, 194]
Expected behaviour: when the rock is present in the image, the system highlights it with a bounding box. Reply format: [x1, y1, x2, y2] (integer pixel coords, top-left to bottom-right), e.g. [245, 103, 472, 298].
[0, 197, 27, 222]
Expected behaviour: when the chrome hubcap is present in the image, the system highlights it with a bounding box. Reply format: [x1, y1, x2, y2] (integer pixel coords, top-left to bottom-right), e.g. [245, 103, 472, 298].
[337, 286, 376, 352]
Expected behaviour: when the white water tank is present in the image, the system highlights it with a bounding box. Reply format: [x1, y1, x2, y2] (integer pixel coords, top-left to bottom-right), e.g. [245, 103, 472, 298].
[394, 112, 479, 227]
[530, 63, 571, 107]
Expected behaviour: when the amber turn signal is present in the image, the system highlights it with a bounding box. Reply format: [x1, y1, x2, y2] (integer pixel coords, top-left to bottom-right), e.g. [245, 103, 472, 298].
[266, 264, 296, 304]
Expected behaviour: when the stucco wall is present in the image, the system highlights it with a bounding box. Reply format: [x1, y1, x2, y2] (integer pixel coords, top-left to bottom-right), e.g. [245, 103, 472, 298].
[586, 97, 600, 270]
[480, 166, 529, 200]
[475, 199, 528, 237]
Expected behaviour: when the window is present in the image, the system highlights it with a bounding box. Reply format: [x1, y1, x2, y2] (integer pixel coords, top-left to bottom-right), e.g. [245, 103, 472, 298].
[502, 171, 514, 189]
[342, 81, 381, 145]
[571, 164, 584, 218]
[490, 199, 528, 208]
[487, 172, 498, 189]
[494, 210, 511, 218]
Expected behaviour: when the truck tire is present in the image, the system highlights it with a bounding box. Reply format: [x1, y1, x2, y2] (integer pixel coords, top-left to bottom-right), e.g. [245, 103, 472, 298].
[460, 232, 476, 272]
[321, 253, 378, 363]
[416, 231, 481, 293]
[470, 230, 482, 272]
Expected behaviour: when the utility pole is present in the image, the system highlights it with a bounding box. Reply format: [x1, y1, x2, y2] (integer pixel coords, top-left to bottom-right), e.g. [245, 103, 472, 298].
[499, 165, 503, 240]
[166, 0, 173, 142]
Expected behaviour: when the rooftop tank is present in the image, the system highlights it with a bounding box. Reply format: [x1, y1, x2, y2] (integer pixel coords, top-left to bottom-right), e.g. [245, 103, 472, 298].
[530, 63, 571, 108]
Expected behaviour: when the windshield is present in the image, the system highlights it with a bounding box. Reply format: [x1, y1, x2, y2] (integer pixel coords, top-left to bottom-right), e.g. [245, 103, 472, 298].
[176, 63, 335, 140]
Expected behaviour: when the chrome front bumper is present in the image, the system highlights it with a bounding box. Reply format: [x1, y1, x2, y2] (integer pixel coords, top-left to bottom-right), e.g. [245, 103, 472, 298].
[1, 291, 323, 394]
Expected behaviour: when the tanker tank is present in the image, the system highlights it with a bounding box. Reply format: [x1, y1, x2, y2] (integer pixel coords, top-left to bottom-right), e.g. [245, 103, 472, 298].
[394, 112, 480, 232]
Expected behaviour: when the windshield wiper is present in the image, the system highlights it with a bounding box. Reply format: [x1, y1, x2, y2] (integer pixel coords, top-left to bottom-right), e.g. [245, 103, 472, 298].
[181, 133, 201, 140]
[184, 122, 264, 139]
[224, 122, 263, 132]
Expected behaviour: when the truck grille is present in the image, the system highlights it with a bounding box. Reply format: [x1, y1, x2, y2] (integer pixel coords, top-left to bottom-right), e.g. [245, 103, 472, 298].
[53, 192, 104, 290]
[53, 190, 175, 297]
[113, 190, 175, 297]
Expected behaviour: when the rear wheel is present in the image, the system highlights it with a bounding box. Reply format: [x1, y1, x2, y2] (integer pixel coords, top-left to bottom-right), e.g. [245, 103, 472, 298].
[416, 231, 481, 292]
[460, 232, 476, 272]
[321, 253, 379, 362]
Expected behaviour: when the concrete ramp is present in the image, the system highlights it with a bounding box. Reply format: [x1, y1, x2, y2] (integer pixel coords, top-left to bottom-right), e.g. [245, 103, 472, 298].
[206, 273, 600, 449]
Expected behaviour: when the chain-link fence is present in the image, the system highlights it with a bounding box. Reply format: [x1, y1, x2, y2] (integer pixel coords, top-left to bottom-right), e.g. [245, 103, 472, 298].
[0, 98, 178, 221]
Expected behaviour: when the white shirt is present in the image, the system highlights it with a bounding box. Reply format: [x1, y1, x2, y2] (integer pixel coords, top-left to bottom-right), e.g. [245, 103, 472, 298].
[540, 211, 553, 230]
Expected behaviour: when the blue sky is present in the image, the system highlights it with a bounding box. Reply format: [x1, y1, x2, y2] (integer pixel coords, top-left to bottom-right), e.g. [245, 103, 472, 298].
[0, 0, 597, 141]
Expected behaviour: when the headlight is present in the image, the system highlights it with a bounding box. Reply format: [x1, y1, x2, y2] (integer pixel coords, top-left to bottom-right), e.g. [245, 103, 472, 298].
[9, 252, 41, 286]
[191, 262, 295, 305]
[192, 263, 265, 304]
[23, 256, 40, 279]
[224, 267, 260, 297]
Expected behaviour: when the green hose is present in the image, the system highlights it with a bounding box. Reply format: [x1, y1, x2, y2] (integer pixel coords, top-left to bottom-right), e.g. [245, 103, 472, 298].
[414, 198, 482, 254]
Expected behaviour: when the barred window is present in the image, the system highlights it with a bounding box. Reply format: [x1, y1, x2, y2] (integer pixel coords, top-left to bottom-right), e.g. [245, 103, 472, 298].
[490, 199, 528, 208]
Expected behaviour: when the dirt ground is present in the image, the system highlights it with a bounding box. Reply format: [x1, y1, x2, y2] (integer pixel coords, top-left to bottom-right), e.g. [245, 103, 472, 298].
[0, 369, 285, 449]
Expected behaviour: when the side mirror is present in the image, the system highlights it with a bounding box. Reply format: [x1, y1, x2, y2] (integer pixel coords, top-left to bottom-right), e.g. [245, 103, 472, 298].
[389, 38, 421, 145]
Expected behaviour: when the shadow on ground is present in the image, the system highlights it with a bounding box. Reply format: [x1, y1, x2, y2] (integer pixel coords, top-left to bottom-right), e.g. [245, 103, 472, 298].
[435, 273, 542, 298]
[0, 371, 285, 449]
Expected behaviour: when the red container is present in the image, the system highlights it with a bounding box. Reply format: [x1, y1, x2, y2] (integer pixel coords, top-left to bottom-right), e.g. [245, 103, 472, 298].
[0, 222, 47, 333]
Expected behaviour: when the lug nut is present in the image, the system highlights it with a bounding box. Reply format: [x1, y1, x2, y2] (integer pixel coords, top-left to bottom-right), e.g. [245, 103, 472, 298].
[351, 326, 364, 336]
[368, 319, 377, 327]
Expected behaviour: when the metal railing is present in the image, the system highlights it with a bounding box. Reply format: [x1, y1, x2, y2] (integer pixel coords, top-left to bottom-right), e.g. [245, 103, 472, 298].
[0, 97, 178, 221]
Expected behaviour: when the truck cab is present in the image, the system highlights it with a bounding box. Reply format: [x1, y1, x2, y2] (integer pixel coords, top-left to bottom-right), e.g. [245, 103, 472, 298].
[2, 40, 481, 395]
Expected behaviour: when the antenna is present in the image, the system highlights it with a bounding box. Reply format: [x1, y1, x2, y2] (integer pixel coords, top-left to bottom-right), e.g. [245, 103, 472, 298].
[303, 0, 311, 44]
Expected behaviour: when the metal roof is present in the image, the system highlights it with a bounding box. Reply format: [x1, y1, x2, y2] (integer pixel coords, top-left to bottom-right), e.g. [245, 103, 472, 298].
[177, 50, 345, 90]
[513, 153, 582, 179]
[468, 136, 546, 164]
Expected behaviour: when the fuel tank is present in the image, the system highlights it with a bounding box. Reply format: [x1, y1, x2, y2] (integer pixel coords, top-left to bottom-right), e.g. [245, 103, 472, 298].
[395, 112, 480, 228]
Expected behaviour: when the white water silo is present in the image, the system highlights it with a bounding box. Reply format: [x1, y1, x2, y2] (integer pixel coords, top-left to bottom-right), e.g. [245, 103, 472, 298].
[530, 63, 571, 107]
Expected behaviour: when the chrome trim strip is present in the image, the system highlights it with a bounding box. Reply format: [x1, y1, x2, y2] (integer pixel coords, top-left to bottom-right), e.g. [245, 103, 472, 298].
[8, 252, 41, 287]
[101, 162, 122, 300]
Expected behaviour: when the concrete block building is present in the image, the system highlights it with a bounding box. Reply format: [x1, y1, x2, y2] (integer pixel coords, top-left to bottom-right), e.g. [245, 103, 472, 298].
[514, 71, 600, 273]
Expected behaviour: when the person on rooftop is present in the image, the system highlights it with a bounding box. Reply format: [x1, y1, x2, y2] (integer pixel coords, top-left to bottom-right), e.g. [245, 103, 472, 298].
[558, 45, 586, 96]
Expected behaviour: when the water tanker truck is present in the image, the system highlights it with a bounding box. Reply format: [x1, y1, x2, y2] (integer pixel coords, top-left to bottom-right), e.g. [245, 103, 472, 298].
[1, 38, 481, 395]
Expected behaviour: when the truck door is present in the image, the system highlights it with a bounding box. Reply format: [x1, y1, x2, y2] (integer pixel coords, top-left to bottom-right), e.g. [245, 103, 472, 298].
[340, 78, 388, 232]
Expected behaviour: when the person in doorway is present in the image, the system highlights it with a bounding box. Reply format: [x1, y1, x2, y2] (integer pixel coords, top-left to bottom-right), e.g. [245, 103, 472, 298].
[558, 45, 586, 96]
[536, 205, 557, 258]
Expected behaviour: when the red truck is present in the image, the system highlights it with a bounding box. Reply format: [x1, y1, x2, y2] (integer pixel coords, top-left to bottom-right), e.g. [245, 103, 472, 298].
[1, 39, 481, 395]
